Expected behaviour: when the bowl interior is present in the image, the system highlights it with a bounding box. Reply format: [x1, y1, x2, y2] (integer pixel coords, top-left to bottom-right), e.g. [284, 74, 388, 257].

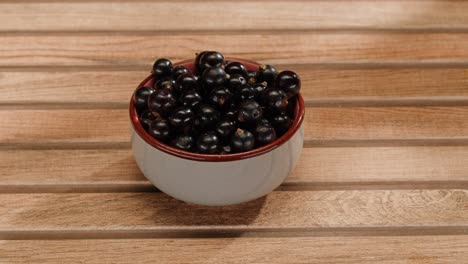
[129, 57, 305, 162]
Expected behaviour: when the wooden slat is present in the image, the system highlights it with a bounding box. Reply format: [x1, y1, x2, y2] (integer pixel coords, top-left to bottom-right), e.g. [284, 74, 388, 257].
[2, 68, 468, 104]
[1, 236, 467, 264]
[0, 191, 465, 231]
[0, 71, 148, 104]
[306, 106, 468, 141]
[1, 33, 468, 67]
[1, 147, 468, 190]
[1, 1, 468, 31]
[0, 109, 129, 144]
[1, 107, 468, 145]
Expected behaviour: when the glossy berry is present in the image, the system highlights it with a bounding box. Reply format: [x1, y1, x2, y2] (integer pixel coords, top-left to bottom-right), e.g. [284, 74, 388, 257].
[231, 128, 255, 152]
[180, 90, 202, 109]
[224, 62, 248, 77]
[201, 66, 228, 91]
[221, 145, 233, 154]
[152, 58, 173, 79]
[148, 119, 171, 142]
[148, 89, 176, 117]
[235, 84, 256, 102]
[263, 88, 288, 113]
[238, 100, 263, 124]
[199, 51, 225, 71]
[171, 135, 194, 151]
[247, 70, 258, 84]
[197, 104, 220, 129]
[139, 110, 156, 130]
[275, 70, 301, 99]
[252, 82, 268, 99]
[154, 77, 175, 91]
[169, 107, 196, 132]
[225, 102, 238, 120]
[175, 73, 199, 95]
[134, 86, 154, 113]
[258, 118, 271, 127]
[172, 65, 190, 81]
[270, 112, 292, 135]
[257, 64, 278, 85]
[216, 119, 237, 141]
[197, 132, 220, 154]
[194, 51, 208, 74]
[255, 123, 277, 146]
[207, 86, 232, 109]
[228, 74, 247, 91]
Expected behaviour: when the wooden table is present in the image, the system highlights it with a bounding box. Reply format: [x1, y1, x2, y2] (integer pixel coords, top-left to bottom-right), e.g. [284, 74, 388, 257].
[0, 1, 467, 263]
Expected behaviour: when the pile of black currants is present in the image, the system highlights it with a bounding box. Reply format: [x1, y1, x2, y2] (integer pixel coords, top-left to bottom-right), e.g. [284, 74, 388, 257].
[133, 51, 301, 154]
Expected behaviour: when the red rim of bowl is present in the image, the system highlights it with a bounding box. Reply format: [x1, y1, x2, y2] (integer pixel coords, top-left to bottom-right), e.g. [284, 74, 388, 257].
[129, 57, 305, 162]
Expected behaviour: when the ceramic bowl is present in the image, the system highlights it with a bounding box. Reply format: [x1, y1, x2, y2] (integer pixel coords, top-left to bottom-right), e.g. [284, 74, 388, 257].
[129, 58, 305, 206]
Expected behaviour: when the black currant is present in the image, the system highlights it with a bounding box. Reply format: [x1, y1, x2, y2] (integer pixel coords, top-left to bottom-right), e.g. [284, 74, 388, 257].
[171, 135, 194, 151]
[148, 89, 177, 117]
[263, 88, 288, 113]
[234, 84, 256, 102]
[154, 77, 175, 91]
[215, 119, 237, 141]
[194, 51, 208, 74]
[221, 145, 233, 154]
[175, 73, 199, 95]
[133, 86, 154, 113]
[139, 110, 156, 130]
[197, 104, 220, 129]
[199, 51, 225, 71]
[168, 107, 196, 132]
[270, 112, 292, 135]
[152, 58, 173, 79]
[207, 86, 232, 110]
[172, 65, 190, 81]
[275, 70, 301, 99]
[197, 132, 220, 154]
[238, 100, 263, 124]
[257, 64, 278, 85]
[258, 118, 272, 127]
[255, 123, 277, 146]
[179, 90, 202, 109]
[252, 82, 268, 100]
[225, 102, 238, 120]
[224, 62, 248, 77]
[247, 70, 258, 84]
[228, 74, 247, 91]
[148, 119, 171, 142]
[231, 128, 255, 152]
[201, 66, 228, 91]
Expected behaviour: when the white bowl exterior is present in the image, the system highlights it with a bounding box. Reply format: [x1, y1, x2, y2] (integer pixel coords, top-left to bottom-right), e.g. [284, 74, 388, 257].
[131, 125, 304, 206]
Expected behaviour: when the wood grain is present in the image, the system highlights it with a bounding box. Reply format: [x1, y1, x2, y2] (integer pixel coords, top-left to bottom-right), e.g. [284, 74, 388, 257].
[2, 107, 468, 145]
[305, 106, 468, 141]
[1, 147, 468, 191]
[1, 33, 468, 67]
[1, 1, 468, 31]
[0, 109, 129, 144]
[0, 191, 465, 231]
[1, 236, 467, 264]
[3, 68, 468, 104]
